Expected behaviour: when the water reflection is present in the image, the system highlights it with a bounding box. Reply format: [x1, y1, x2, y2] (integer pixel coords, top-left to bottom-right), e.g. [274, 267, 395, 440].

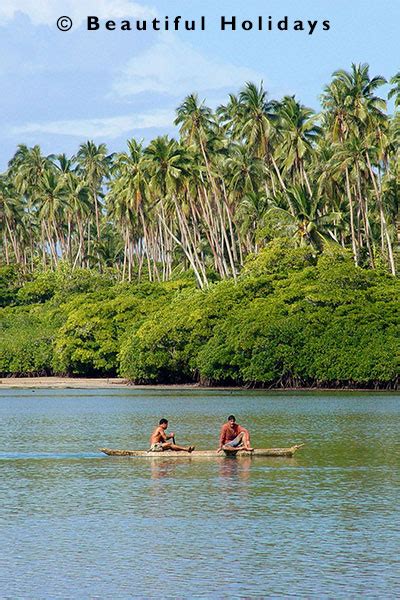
[149, 459, 180, 480]
[218, 456, 252, 480]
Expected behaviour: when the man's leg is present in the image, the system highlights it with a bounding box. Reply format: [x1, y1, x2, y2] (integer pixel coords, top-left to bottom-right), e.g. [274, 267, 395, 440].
[242, 431, 253, 451]
[223, 432, 245, 452]
[162, 442, 195, 452]
[223, 432, 253, 452]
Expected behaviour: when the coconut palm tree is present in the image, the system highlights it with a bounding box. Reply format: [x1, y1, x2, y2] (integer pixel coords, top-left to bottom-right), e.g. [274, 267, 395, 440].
[37, 168, 70, 265]
[267, 185, 340, 250]
[107, 140, 151, 280]
[275, 96, 321, 195]
[145, 136, 208, 287]
[389, 72, 400, 108]
[75, 141, 111, 244]
[1, 64, 398, 281]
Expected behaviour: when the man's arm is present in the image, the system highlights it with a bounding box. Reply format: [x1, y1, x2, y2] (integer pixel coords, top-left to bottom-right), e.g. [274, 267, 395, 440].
[157, 427, 168, 442]
[217, 424, 227, 452]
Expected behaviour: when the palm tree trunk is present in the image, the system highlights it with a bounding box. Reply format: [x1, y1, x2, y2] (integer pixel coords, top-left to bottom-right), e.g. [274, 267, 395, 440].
[160, 214, 205, 288]
[139, 208, 153, 282]
[355, 165, 375, 268]
[345, 167, 358, 265]
[302, 164, 313, 197]
[365, 152, 396, 275]
[173, 196, 208, 285]
[271, 155, 287, 192]
[3, 230, 9, 264]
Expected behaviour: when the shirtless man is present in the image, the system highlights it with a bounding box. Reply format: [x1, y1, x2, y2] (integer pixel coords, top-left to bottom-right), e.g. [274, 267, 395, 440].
[217, 415, 254, 453]
[149, 418, 195, 453]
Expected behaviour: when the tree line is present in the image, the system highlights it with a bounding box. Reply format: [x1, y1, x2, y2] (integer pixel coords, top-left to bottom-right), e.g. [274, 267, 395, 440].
[1, 63, 399, 285]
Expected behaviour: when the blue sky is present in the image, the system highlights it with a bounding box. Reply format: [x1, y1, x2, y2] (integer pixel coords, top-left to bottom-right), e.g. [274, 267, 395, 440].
[0, 0, 398, 169]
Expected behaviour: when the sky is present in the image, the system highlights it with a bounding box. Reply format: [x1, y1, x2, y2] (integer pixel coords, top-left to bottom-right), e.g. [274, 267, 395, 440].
[0, 0, 399, 169]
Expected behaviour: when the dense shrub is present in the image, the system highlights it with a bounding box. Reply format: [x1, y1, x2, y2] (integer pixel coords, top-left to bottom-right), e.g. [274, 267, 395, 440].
[0, 265, 21, 307]
[53, 280, 193, 375]
[0, 254, 398, 387]
[120, 248, 400, 388]
[0, 305, 62, 376]
[17, 271, 57, 304]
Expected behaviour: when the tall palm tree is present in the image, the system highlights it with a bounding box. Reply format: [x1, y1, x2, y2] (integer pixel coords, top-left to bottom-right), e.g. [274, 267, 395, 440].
[107, 140, 150, 280]
[37, 168, 69, 265]
[75, 141, 111, 243]
[145, 136, 208, 287]
[0, 176, 24, 264]
[237, 191, 269, 253]
[275, 96, 321, 195]
[1, 64, 398, 281]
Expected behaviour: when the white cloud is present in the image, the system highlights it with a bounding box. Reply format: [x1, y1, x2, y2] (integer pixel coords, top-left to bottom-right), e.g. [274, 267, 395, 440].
[11, 110, 174, 139]
[0, 0, 154, 27]
[113, 34, 262, 97]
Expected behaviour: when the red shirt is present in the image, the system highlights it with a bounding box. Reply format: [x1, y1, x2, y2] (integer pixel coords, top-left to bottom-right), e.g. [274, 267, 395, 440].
[219, 422, 247, 446]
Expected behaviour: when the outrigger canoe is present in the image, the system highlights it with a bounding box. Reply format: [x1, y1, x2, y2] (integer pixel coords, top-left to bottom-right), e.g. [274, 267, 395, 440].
[100, 444, 304, 458]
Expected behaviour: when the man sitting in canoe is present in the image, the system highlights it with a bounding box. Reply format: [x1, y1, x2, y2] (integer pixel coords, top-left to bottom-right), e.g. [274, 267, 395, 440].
[218, 415, 254, 453]
[149, 418, 195, 453]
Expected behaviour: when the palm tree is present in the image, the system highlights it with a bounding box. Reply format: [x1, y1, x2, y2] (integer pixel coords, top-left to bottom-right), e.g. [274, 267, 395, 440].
[329, 63, 386, 128]
[176, 94, 240, 279]
[37, 168, 69, 265]
[275, 96, 321, 195]
[389, 72, 400, 108]
[220, 82, 285, 195]
[321, 63, 394, 269]
[107, 140, 150, 280]
[0, 176, 24, 264]
[145, 136, 208, 287]
[8, 145, 51, 197]
[237, 191, 269, 253]
[267, 185, 340, 250]
[225, 144, 265, 196]
[75, 141, 111, 244]
[63, 173, 91, 268]
[1, 63, 398, 281]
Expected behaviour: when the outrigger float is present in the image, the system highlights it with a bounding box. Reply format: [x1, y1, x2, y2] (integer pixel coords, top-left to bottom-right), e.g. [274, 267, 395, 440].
[100, 445, 304, 458]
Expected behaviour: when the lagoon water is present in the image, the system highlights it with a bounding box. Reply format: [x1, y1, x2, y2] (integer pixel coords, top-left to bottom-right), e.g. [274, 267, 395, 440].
[1, 389, 399, 598]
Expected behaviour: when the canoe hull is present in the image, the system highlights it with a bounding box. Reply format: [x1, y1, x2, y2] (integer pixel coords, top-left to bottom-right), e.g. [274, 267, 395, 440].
[100, 445, 304, 458]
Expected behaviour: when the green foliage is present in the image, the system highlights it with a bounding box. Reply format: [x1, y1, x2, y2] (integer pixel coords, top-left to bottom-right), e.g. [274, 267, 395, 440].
[0, 253, 398, 387]
[0, 305, 61, 375]
[243, 238, 317, 277]
[52, 264, 116, 297]
[15, 265, 115, 306]
[53, 280, 193, 376]
[120, 246, 400, 387]
[0, 265, 21, 307]
[17, 271, 57, 304]
[197, 253, 399, 386]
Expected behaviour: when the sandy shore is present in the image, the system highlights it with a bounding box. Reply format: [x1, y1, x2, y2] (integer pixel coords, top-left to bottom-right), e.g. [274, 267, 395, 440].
[0, 376, 394, 392]
[0, 377, 131, 389]
[0, 377, 210, 390]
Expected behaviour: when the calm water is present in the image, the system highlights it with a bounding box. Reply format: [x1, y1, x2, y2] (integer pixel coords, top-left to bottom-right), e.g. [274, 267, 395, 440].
[1, 389, 399, 599]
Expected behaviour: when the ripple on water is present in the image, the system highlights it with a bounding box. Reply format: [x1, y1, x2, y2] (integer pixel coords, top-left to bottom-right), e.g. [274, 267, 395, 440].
[1, 390, 400, 598]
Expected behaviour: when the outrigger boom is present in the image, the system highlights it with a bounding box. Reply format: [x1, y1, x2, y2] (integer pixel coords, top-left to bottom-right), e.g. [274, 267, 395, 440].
[100, 445, 304, 458]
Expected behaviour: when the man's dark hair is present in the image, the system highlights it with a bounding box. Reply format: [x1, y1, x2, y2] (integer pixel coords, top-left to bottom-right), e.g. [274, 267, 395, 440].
[159, 418, 168, 425]
[228, 415, 236, 422]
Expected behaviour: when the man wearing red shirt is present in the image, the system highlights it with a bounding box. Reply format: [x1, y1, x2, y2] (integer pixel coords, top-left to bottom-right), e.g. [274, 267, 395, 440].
[218, 415, 254, 453]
